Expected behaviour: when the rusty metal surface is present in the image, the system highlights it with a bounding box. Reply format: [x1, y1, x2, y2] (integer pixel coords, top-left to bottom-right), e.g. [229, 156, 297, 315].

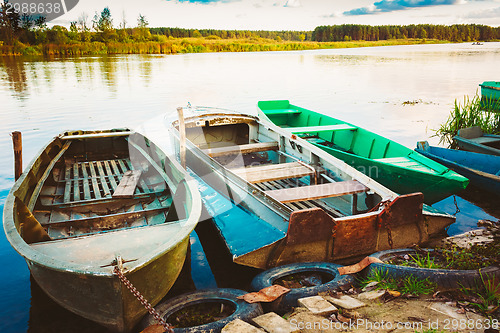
[285, 208, 335, 245]
[337, 256, 384, 275]
[237, 285, 290, 303]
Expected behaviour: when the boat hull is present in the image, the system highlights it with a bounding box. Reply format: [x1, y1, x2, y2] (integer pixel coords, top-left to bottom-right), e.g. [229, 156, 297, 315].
[480, 81, 500, 112]
[416, 143, 500, 196]
[257, 100, 468, 204]
[315, 145, 466, 204]
[27, 237, 189, 332]
[3, 130, 202, 332]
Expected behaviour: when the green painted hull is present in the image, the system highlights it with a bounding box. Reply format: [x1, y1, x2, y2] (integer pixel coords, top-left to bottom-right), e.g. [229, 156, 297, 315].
[480, 81, 500, 112]
[258, 100, 469, 204]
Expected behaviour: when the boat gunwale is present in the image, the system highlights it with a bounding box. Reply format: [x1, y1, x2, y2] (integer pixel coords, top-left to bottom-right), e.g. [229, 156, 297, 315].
[3, 130, 202, 276]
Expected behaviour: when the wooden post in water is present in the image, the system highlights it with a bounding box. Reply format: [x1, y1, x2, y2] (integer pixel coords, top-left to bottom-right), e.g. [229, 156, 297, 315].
[12, 131, 22, 180]
[177, 107, 186, 169]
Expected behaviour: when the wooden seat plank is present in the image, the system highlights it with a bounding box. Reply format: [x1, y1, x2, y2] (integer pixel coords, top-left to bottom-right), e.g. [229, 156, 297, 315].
[81, 162, 92, 200]
[73, 164, 80, 201]
[112, 170, 142, 198]
[264, 180, 368, 203]
[290, 124, 356, 134]
[88, 162, 103, 199]
[472, 137, 500, 144]
[203, 142, 278, 158]
[231, 162, 314, 183]
[64, 165, 72, 203]
[103, 161, 118, 190]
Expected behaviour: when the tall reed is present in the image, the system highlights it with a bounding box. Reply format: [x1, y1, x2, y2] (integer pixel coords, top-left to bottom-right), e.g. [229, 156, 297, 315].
[435, 93, 500, 147]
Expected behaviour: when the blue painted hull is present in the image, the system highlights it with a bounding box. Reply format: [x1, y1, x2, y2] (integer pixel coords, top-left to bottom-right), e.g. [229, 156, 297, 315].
[416, 144, 500, 195]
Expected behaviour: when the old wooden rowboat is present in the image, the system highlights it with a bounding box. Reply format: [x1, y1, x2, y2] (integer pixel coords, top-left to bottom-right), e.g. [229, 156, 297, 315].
[453, 126, 500, 156]
[166, 107, 455, 269]
[3, 129, 201, 332]
[257, 100, 469, 204]
[416, 141, 500, 195]
[480, 81, 500, 111]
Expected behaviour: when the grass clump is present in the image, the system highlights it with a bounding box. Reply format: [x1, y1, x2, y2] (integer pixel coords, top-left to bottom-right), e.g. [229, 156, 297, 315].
[359, 269, 436, 296]
[459, 272, 500, 318]
[435, 93, 500, 147]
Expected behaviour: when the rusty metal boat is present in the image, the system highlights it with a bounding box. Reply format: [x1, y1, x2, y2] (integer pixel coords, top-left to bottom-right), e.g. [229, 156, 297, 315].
[166, 107, 454, 269]
[3, 129, 201, 332]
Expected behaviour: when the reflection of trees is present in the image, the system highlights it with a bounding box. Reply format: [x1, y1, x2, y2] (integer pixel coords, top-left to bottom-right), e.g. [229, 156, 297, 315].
[0, 57, 28, 100]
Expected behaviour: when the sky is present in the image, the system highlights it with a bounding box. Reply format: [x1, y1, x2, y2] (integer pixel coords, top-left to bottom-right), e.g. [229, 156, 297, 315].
[53, 0, 500, 31]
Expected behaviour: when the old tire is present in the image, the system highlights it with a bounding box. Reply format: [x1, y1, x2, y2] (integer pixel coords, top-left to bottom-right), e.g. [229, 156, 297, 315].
[250, 262, 354, 314]
[365, 248, 500, 290]
[140, 288, 263, 333]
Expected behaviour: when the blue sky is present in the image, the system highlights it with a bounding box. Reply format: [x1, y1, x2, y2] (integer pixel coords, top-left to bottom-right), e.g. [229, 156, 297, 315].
[54, 0, 500, 30]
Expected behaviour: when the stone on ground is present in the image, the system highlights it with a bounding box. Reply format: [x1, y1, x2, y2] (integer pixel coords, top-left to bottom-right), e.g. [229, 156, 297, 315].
[222, 319, 265, 333]
[323, 295, 366, 310]
[252, 312, 299, 333]
[298, 295, 338, 316]
[357, 289, 385, 300]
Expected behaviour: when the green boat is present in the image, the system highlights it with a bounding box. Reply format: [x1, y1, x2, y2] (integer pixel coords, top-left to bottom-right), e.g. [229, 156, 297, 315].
[3, 129, 201, 332]
[480, 81, 500, 112]
[258, 100, 469, 204]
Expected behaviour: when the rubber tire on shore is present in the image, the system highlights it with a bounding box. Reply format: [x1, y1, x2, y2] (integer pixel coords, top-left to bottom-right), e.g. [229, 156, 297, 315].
[140, 288, 263, 333]
[365, 248, 500, 290]
[250, 262, 355, 314]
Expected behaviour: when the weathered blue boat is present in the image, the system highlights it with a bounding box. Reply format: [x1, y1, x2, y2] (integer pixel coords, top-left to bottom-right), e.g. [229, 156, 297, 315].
[453, 126, 500, 156]
[416, 141, 500, 195]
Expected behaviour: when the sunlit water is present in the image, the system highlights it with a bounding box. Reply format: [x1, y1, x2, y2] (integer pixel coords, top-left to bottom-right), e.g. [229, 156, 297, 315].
[1, 42, 499, 332]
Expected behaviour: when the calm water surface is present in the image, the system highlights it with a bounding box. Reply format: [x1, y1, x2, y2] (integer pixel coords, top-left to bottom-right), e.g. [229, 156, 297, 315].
[1, 42, 499, 332]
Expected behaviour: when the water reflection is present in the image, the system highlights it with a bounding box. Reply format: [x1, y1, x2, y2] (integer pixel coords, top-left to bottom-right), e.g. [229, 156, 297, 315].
[0, 57, 28, 100]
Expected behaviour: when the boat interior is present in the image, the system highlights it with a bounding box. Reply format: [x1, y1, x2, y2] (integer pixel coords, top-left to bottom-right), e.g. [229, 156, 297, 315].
[16, 131, 187, 243]
[458, 126, 500, 149]
[182, 114, 377, 218]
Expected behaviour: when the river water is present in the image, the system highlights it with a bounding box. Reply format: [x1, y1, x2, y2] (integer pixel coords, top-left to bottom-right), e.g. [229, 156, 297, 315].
[1, 42, 499, 332]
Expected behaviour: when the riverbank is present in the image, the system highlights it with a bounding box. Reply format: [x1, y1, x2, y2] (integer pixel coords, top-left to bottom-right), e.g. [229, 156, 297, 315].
[0, 38, 446, 56]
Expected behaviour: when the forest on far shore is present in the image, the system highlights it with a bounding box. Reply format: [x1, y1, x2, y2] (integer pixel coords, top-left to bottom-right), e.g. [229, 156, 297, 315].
[1, 4, 499, 56]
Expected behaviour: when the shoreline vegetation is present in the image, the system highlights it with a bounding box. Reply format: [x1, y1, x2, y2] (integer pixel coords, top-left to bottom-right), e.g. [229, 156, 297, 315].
[1, 5, 499, 56]
[1, 38, 447, 56]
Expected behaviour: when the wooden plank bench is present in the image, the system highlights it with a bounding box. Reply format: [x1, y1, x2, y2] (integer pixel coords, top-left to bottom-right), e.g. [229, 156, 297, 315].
[264, 180, 368, 203]
[290, 124, 356, 134]
[203, 142, 279, 158]
[112, 170, 142, 198]
[231, 162, 315, 183]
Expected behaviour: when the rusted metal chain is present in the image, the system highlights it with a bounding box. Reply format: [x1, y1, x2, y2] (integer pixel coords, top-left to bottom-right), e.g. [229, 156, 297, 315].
[114, 259, 174, 333]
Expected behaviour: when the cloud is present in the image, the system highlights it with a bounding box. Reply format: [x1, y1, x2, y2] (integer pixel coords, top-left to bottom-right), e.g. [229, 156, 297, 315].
[173, 0, 240, 4]
[465, 5, 500, 17]
[343, 0, 459, 16]
[284, 0, 301, 7]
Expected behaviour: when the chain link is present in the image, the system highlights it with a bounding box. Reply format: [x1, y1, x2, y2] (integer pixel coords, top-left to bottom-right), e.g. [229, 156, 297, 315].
[453, 195, 461, 215]
[113, 264, 174, 333]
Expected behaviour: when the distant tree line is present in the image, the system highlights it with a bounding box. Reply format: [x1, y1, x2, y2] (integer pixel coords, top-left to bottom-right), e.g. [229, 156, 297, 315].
[149, 27, 311, 41]
[313, 24, 500, 42]
[2, 0, 500, 54]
